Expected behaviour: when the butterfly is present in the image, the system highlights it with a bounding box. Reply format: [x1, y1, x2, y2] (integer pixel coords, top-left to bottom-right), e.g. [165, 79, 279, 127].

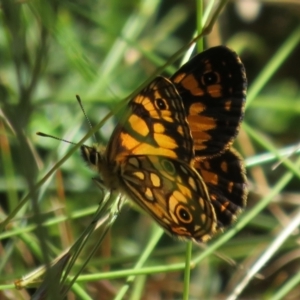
[81, 46, 247, 243]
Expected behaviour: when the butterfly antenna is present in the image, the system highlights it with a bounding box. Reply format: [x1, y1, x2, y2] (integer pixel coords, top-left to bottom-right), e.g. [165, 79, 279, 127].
[76, 95, 97, 143]
[36, 132, 77, 145]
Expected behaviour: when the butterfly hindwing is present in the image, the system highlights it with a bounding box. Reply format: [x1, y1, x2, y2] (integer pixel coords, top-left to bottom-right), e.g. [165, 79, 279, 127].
[194, 149, 247, 229]
[121, 155, 217, 242]
[171, 46, 247, 157]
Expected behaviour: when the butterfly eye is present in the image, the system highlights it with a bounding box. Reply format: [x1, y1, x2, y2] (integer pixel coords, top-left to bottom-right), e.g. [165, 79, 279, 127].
[81, 145, 99, 167]
[202, 71, 220, 85]
[89, 151, 98, 165]
[176, 204, 193, 223]
[155, 98, 167, 110]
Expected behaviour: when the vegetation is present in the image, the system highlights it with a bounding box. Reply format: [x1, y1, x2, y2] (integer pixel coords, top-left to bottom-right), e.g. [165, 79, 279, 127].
[1, 0, 300, 299]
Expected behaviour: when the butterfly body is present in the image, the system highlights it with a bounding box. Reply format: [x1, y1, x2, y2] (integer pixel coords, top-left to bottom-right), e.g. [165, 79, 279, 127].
[82, 46, 247, 243]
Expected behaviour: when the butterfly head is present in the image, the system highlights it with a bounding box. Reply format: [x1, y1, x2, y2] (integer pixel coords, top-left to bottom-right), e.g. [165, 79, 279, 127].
[81, 144, 125, 191]
[81, 145, 103, 171]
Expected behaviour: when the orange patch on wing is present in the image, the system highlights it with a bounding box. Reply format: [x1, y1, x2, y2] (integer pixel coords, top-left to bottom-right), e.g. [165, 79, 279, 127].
[189, 130, 212, 150]
[201, 169, 218, 185]
[197, 160, 209, 169]
[228, 181, 234, 193]
[153, 123, 165, 133]
[220, 202, 230, 212]
[181, 75, 204, 96]
[224, 100, 232, 111]
[207, 84, 222, 98]
[135, 95, 159, 117]
[128, 115, 149, 136]
[119, 132, 177, 158]
[172, 72, 186, 84]
[120, 132, 140, 150]
[189, 102, 206, 115]
[133, 171, 145, 180]
[177, 125, 184, 136]
[210, 194, 217, 201]
[188, 115, 217, 131]
[177, 183, 192, 199]
[154, 133, 177, 149]
[221, 161, 228, 173]
[150, 172, 161, 187]
[171, 226, 189, 235]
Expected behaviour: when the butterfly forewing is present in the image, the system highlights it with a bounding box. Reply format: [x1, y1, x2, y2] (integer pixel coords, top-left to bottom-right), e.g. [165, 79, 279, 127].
[171, 46, 247, 157]
[106, 77, 194, 164]
[121, 155, 217, 242]
[194, 149, 247, 229]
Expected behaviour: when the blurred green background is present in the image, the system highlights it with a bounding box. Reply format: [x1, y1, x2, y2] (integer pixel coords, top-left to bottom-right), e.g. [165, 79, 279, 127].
[1, 0, 300, 299]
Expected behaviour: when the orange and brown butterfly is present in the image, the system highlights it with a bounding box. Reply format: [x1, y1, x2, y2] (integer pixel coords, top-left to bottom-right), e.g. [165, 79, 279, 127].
[81, 45, 247, 242]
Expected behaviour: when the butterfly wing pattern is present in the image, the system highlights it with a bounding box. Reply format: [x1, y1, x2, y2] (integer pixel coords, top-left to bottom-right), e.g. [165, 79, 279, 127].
[194, 149, 247, 229]
[171, 46, 248, 230]
[107, 77, 194, 163]
[171, 46, 247, 156]
[81, 46, 247, 243]
[122, 155, 216, 241]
